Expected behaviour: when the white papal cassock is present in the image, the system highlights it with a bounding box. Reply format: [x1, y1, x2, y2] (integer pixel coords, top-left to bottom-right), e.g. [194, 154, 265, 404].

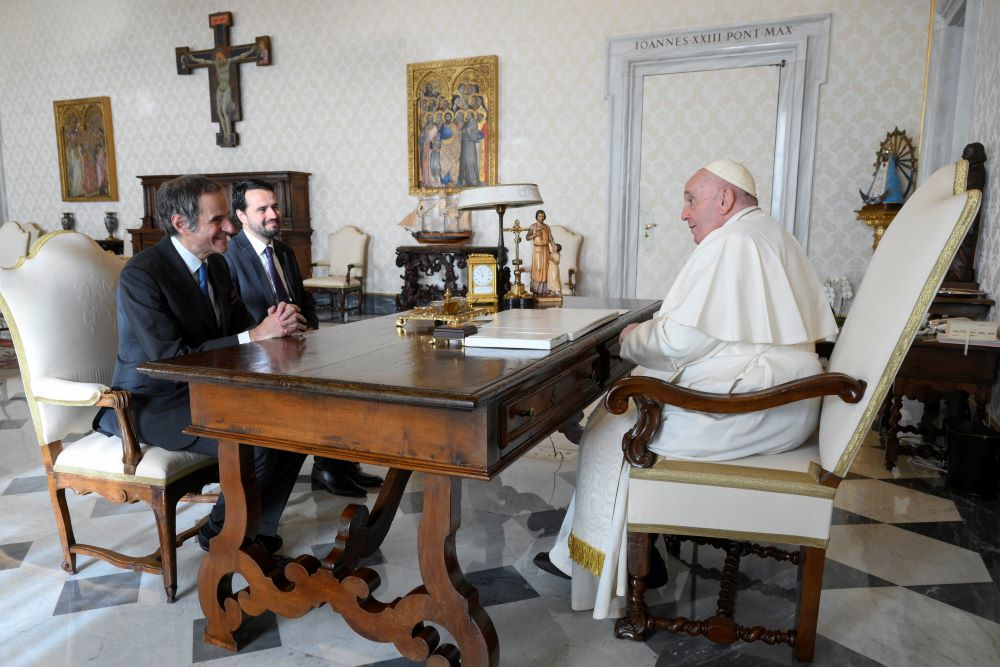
[550, 206, 838, 618]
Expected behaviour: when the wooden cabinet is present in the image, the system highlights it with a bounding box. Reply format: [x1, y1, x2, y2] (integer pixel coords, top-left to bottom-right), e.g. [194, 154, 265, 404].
[128, 171, 313, 277]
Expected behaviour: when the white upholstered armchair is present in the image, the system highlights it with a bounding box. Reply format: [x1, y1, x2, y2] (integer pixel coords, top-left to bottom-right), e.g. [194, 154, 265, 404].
[302, 226, 368, 315]
[0, 221, 36, 332]
[549, 224, 582, 295]
[0, 221, 32, 268]
[0, 232, 218, 602]
[608, 156, 982, 661]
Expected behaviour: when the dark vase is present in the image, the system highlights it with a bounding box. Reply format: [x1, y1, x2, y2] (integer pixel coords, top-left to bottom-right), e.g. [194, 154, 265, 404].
[104, 212, 118, 239]
[60, 212, 75, 230]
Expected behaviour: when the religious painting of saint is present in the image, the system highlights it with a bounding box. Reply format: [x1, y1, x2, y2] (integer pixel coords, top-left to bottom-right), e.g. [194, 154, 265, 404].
[407, 55, 498, 195]
[53, 96, 119, 201]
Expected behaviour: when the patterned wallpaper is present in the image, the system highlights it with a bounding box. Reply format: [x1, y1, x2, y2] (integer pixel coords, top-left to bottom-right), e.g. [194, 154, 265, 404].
[636, 66, 778, 298]
[969, 0, 1000, 422]
[0, 0, 928, 299]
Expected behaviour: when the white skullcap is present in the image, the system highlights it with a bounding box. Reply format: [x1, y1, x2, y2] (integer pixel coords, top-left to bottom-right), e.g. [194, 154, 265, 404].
[703, 160, 757, 198]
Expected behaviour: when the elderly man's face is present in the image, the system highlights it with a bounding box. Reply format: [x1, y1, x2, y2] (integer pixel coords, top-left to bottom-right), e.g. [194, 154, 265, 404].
[681, 169, 726, 244]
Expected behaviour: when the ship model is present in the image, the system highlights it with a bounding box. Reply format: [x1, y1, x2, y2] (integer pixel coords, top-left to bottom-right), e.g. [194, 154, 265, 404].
[399, 194, 471, 244]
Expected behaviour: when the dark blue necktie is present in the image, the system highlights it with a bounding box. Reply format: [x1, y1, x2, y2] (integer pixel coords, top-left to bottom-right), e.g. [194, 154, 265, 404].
[197, 262, 210, 300]
[263, 245, 292, 303]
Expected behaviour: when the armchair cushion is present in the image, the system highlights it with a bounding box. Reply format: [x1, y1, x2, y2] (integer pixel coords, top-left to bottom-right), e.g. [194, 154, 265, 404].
[53, 432, 215, 486]
[303, 275, 360, 289]
[628, 437, 834, 547]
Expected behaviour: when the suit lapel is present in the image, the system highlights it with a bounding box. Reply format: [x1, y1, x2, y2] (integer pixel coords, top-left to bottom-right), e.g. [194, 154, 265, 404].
[236, 231, 278, 307]
[206, 255, 233, 335]
[156, 237, 218, 334]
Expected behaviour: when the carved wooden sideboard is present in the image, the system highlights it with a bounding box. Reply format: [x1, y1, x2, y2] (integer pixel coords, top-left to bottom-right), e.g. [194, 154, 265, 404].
[127, 171, 313, 277]
[395, 244, 506, 310]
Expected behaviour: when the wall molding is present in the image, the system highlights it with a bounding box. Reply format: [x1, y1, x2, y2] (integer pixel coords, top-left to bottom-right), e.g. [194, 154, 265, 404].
[604, 14, 830, 298]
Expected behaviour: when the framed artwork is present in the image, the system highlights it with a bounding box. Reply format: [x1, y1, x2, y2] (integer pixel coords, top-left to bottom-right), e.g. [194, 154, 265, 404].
[53, 96, 119, 201]
[407, 55, 498, 195]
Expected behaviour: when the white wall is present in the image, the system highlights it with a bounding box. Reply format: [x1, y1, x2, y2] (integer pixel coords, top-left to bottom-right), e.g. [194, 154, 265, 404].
[0, 0, 929, 298]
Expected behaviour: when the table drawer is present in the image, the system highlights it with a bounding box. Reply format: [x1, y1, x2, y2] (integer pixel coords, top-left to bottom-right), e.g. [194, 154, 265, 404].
[898, 346, 999, 384]
[501, 354, 600, 448]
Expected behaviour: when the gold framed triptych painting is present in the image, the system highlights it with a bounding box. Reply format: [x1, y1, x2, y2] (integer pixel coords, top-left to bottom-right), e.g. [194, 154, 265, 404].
[407, 55, 498, 195]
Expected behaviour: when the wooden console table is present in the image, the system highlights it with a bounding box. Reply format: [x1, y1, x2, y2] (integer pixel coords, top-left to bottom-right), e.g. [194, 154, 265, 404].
[139, 296, 659, 665]
[95, 238, 124, 255]
[883, 335, 1000, 469]
[395, 244, 507, 310]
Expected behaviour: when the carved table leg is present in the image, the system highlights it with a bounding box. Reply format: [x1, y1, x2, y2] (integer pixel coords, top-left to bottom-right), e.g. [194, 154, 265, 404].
[415, 473, 499, 666]
[330, 468, 412, 571]
[198, 439, 266, 651]
[885, 383, 904, 470]
[975, 387, 990, 424]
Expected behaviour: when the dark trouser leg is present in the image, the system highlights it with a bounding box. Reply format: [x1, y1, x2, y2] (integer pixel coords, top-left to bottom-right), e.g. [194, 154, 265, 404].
[188, 437, 305, 537]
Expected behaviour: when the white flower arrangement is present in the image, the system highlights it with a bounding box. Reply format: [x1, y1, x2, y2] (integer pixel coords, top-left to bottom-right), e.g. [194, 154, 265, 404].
[823, 276, 854, 316]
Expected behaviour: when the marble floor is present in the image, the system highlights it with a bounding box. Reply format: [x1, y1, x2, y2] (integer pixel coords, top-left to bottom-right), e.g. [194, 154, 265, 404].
[1, 332, 999, 666]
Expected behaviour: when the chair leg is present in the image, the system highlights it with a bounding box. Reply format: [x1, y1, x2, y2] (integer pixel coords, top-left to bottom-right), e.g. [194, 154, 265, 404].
[47, 478, 77, 574]
[151, 488, 179, 603]
[794, 546, 826, 663]
[614, 531, 651, 641]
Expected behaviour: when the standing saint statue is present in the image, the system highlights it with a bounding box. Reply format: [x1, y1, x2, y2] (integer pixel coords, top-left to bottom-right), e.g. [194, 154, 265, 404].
[526, 209, 552, 295]
[546, 242, 562, 296]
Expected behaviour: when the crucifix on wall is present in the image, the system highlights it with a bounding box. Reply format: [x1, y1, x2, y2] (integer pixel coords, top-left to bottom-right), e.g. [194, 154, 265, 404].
[175, 12, 271, 147]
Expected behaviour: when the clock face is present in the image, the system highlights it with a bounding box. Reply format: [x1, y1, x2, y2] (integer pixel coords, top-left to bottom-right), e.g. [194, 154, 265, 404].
[472, 264, 494, 294]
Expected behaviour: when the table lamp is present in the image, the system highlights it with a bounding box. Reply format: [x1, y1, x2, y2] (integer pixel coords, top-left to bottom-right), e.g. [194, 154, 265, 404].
[457, 184, 543, 307]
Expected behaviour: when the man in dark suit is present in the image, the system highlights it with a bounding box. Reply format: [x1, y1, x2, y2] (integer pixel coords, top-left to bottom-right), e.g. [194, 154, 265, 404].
[96, 175, 307, 554]
[226, 179, 383, 497]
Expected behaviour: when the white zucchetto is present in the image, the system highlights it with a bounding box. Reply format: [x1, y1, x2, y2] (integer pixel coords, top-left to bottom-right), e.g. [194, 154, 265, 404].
[703, 160, 757, 198]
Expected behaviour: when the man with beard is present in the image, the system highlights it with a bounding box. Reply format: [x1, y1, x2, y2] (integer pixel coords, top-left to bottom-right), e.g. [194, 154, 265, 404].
[225, 179, 384, 497]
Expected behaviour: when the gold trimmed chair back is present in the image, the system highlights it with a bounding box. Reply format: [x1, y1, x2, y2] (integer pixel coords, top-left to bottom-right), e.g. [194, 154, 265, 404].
[0, 221, 31, 269]
[820, 160, 981, 476]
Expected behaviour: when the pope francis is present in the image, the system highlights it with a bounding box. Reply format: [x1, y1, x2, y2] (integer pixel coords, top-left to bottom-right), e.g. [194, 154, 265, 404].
[542, 160, 838, 619]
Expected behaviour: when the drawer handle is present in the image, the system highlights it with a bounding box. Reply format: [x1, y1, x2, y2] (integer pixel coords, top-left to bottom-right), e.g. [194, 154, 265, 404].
[515, 407, 536, 420]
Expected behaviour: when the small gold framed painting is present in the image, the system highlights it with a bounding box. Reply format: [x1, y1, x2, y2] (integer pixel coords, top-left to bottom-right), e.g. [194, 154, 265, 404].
[466, 253, 498, 308]
[53, 96, 119, 201]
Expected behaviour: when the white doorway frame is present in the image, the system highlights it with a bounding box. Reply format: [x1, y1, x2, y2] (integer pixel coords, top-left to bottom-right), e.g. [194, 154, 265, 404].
[605, 15, 831, 298]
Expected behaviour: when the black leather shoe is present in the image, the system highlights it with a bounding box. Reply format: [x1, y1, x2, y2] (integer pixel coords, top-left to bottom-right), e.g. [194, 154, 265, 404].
[311, 465, 367, 497]
[197, 526, 284, 555]
[196, 525, 215, 553]
[255, 533, 283, 554]
[342, 461, 384, 488]
[533, 551, 571, 579]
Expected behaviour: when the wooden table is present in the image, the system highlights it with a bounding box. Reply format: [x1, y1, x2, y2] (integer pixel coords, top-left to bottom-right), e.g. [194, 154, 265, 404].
[140, 297, 659, 665]
[883, 335, 1000, 469]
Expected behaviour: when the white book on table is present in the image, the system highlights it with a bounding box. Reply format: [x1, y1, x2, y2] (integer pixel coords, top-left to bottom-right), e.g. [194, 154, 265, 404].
[464, 308, 626, 350]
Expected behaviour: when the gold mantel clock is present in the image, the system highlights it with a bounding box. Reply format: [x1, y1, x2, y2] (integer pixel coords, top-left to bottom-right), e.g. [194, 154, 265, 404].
[466, 253, 498, 310]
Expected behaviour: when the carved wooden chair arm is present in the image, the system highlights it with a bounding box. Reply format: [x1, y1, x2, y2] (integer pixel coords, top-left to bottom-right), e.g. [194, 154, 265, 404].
[95, 389, 143, 475]
[604, 372, 866, 468]
[346, 263, 363, 285]
[567, 268, 577, 293]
